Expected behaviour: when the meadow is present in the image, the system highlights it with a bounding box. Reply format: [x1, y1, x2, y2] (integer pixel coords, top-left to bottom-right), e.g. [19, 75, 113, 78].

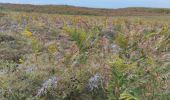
[0, 8, 170, 100]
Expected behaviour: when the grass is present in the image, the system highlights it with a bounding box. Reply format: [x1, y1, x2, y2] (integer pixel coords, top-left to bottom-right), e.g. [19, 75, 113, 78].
[1, 3, 170, 16]
[0, 9, 169, 100]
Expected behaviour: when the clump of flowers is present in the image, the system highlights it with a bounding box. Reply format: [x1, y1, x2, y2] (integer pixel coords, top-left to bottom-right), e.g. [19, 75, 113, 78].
[88, 73, 101, 91]
[18, 58, 24, 64]
[22, 28, 42, 53]
[23, 29, 33, 37]
[36, 77, 58, 97]
[47, 44, 58, 55]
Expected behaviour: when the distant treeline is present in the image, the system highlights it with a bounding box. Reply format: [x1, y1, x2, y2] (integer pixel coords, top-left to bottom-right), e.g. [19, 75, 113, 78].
[1, 3, 170, 16]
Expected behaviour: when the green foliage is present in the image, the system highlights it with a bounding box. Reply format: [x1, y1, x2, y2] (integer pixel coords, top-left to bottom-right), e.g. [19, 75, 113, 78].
[64, 27, 88, 52]
[119, 91, 140, 100]
[0, 60, 17, 72]
[108, 54, 138, 100]
[30, 37, 42, 53]
[115, 33, 129, 49]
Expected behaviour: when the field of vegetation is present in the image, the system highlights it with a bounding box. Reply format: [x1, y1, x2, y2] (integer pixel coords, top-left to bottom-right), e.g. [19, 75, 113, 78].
[0, 5, 170, 100]
[1, 3, 170, 16]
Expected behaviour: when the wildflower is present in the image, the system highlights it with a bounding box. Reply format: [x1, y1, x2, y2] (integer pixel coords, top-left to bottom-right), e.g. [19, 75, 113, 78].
[88, 73, 101, 91]
[111, 43, 121, 54]
[36, 77, 58, 97]
[23, 29, 33, 37]
[19, 58, 24, 64]
[47, 44, 58, 55]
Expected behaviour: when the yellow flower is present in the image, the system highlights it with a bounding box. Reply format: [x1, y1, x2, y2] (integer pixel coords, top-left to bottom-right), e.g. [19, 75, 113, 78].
[19, 58, 24, 64]
[47, 44, 58, 55]
[23, 29, 33, 37]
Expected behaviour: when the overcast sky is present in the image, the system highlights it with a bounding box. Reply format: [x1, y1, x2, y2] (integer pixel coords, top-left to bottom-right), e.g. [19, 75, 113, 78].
[0, 0, 170, 9]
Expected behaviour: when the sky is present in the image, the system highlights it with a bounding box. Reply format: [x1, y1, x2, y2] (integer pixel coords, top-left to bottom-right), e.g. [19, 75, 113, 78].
[0, 0, 170, 9]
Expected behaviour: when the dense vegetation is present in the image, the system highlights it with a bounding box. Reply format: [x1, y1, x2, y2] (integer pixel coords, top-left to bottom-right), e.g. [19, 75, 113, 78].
[1, 3, 170, 16]
[0, 6, 170, 100]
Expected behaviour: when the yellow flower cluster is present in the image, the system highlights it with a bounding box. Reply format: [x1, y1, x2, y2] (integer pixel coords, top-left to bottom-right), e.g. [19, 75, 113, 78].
[23, 29, 33, 37]
[19, 58, 24, 64]
[47, 44, 58, 55]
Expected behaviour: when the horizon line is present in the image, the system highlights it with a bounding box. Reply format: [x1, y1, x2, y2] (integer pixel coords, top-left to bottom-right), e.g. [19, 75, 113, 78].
[1, 2, 170, 9]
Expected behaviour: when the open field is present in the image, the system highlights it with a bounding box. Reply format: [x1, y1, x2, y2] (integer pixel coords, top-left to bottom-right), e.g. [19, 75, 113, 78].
[1, 3, 170, 16]
[0, 4, 170, 100]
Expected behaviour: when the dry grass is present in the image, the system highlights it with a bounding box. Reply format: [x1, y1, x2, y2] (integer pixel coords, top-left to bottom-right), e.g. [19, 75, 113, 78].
[0, 11, 169, 100]
[1, 3, 170, 16]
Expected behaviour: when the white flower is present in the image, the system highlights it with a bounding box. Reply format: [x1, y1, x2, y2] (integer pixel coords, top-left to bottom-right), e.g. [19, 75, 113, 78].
[36, 77, 58, 97]
[88, 73, 101, 91]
